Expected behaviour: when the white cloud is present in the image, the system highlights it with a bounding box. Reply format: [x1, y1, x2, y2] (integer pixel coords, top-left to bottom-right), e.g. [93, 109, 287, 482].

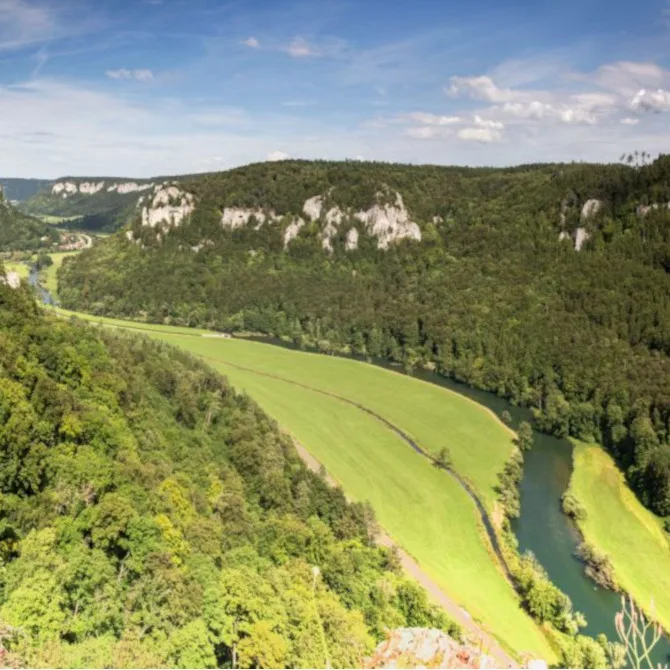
[242, 36, 260, 49]
[408, 111, 461, 125]
[457, 127, 502, 143]
[473, 115, 504, 129]
[620, 117, 640, 125]
[106, 68, 154, 82]
[630, 88, 670, 112]
[267, 150, 291, 161]
[286, 37, 314, 58]
[447, 75, 514, 103]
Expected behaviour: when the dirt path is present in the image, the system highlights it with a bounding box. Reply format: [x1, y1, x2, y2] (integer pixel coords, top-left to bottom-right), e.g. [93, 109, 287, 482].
[292, 440, 518, 669]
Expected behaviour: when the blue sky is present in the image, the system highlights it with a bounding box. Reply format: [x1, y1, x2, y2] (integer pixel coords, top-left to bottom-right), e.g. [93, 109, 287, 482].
[1, 0, 670, 177]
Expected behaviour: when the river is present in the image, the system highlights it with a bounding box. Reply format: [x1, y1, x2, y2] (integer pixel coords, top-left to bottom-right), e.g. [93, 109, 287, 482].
[240, 337, 670, 666]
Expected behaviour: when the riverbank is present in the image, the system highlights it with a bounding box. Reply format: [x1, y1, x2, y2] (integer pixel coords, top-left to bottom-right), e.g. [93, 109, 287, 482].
[568, 443, 670, 635]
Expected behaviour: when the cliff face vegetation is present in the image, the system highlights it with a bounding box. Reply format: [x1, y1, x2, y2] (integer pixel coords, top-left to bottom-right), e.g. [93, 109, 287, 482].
[0, 284, 454, 668]
[58, 156, 670, 523]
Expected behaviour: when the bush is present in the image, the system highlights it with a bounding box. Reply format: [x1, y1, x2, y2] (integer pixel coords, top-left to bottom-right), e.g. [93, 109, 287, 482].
[561, 492, 588, 522]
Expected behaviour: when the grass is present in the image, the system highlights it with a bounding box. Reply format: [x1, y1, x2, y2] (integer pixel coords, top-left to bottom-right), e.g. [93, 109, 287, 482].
[201, 359, 555, 660]
[49, 308, 555, 660]
[37, 214, 83, 225]
[3, 260, 30, 280]
[569, 442, 670, 633]
[40, 251, 82, 298]
[155, 337, 515, 513]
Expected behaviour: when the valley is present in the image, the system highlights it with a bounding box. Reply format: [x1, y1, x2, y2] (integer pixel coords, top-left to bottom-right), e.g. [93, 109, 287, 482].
[4, 154, 670, 668]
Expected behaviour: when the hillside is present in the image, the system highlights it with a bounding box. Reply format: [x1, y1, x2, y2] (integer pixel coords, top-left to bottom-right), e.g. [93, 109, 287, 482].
[0, 192, 59, 250]
[22, 177, 158, 231]
[0, 178, 51, 202]
[0, 281, 457, 667]
[58, 157, 670, 524]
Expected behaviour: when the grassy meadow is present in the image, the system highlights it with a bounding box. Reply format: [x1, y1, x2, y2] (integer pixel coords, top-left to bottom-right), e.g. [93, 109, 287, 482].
[569, 443, 670, 633]
[49, 308, 555, 660]
[157, 336, 515, 513]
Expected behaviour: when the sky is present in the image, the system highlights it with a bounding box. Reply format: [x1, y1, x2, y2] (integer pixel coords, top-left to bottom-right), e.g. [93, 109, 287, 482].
[1, 0, 670, 177]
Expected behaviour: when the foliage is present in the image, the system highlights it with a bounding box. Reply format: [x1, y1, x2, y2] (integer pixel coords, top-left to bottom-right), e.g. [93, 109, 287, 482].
[57, 157, 670, 521]
[575, 542, 618, 591]
[516, 422, 534, 452]
[435, 447, 452, 469]
[561, 492, 588, 522]
[0, 285, 452, 667]
[0, 197, 58, 251]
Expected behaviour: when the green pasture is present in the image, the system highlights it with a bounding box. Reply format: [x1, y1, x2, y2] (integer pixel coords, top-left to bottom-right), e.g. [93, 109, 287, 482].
[569, 443, 670, 632]
[49, 308, 554, 659]
[208, 361, 554, 659]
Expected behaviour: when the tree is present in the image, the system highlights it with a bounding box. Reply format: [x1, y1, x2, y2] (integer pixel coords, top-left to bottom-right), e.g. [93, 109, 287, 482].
[516, 421, 534, 452]
[501, 410, 512, 426]
[435, 447, 452, 469]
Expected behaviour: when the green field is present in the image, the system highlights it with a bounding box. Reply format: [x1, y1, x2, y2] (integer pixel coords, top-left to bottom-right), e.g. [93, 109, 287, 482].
[3, 260, 30, 280]
[569, 443, 670, 632]
[155, 336, 515, 514]
[40, 251, 81, 298]
[50, 308, 555, 660]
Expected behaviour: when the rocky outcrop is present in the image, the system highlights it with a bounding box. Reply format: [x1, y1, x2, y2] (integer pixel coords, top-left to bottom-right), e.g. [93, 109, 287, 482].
[221, 192, 422, 251]
[575, 227, 590, 251]
[580, 199, 601, 221]
[283, 217, 305, 249]
[141, 185, 195, 229]
[52, 180, 153, 198]
[303, 195, 323, 221]
[354, 192, 422, 250]
[79, 181, 105, 195]
[52, 182, 78, 197]
[365, 628, 499, 669]
[0, 271, 20, 289]
[346, 227, 359, 251]
[221, 207, 278, 229]
[637, 202, 670, 216]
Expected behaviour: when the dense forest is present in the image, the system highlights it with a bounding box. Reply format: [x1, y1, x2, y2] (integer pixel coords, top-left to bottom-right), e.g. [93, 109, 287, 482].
[0, 191, 59, 251]
[59, 157, 670, 525]
[0, 278, 455, 668]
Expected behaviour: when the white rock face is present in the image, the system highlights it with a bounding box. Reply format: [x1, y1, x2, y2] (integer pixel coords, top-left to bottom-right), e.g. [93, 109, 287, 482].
[52, 182, 78, 196]
[345, 227, 359, 251]
[283, 217, 305, 249]
[581, 199, 602, 221]
[321, 222, 338, 252]
[221, 207, 276, 229]
[326, 206, 344, 225]
[125, 230, 134, 242]
[303, 196, 323, 221]
[354, 192, 421, 250]
[113, 182, 154, 194]
[141, 186, 195, 229]
[1, 271, 21, 289]
[559, 231, 570, 242]
[190, 239, 213, 253]
[575, 227, 590, 251]
[78, 181, 105, 195]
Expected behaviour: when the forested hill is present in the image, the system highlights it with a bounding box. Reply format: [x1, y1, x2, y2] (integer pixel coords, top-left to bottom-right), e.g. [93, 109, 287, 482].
[59, 157, 670, 519]
[22, 177, 158, 232]
[0, 282, 454, 667]
[0, 178, 51, 202]
[0, 192, 59, 250]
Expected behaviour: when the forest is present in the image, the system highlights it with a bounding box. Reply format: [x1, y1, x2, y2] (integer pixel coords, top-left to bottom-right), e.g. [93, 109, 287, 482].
[0, 278, 454, 668]
[0, 191, 58, 251]
[58, 156, 670, 525]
